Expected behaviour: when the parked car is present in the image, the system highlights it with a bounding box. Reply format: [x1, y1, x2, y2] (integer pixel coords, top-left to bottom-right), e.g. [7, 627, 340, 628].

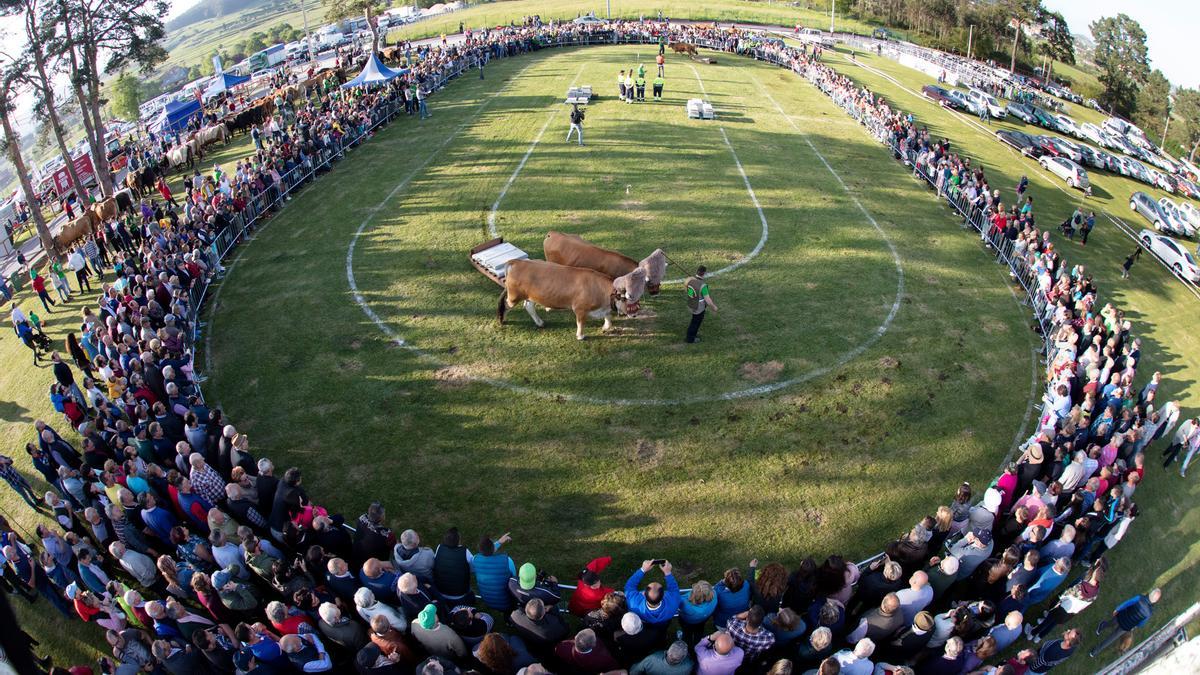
[1031, 105, 1063, 131]
[1178, 201, 1200, 228]
[1158, 198, 1197, 236]
[1077, 122, 1105, 146]
[1076, 145, 1107, 172]
[996, 130, 1044, 156]
[922, 85, 964, 110]
[1040, 155, 1090, 191]
[1037, 135, 1081, 162]
[1130, 191, 1176, 233]
[1054, 114, 1082, 138]
[1007, 102, 1035, 123]
[966, 89, 1006, 118]
[946, 89, 975, 113]
[1177, 178, 1200, 200]
[1139, 229, 1200, 281]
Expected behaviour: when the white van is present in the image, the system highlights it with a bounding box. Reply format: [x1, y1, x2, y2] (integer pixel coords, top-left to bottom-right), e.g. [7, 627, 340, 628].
[966, 88, 1006, 118]
[797, 28, 835, 48]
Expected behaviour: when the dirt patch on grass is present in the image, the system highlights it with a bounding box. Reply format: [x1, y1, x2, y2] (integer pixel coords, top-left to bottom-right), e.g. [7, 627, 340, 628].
[340, 358, 364, 371]
[878, 356, 900, 369]
[619, 199, 646, 210]
[641, 367, 655, 380]
[979, 319, 1010, 334]
[633, 438, 664, 467]
[738, 360, 784, 383]
[349, 340, 363, 350]
[433, 365, 471, 388]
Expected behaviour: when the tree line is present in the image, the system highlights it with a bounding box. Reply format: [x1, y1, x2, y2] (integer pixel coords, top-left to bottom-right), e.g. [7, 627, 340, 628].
[0, 0, 167, 255]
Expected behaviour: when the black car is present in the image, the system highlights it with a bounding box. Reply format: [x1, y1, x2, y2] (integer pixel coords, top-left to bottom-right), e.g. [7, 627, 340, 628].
[996, 130, 1044, 157]
[922, 84, 964, 110]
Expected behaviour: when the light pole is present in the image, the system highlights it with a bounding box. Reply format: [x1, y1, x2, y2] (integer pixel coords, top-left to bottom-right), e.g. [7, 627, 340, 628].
[1161, 94, 1175, 153]
[1009, 20, 1020, 73]
[966, 24, 974, 61]
[301, 0, 314, 62]
[829, 0, 835, 33]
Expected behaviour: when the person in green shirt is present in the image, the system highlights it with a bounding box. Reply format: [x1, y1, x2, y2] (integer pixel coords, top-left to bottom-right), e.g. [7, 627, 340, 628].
[653, 75, 664, 101]
[685, 266, 718, 343]
[635, 74, 646, 101]
[637, 63, 646, 79]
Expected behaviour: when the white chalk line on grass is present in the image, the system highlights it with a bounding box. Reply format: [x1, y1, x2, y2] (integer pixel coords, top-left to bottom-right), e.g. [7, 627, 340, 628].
[749, 74, 905, 364]
[341, 55, 909, 406]
[486, 63, 586, 239]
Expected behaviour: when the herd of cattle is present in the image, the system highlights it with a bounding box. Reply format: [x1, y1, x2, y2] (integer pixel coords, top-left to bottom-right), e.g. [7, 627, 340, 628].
[499, 231, 668, 340]
[54, 70, 350, 252]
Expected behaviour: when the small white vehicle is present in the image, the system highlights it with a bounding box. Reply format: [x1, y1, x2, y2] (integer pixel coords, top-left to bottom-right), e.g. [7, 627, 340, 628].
[1077, 122, 1105, 146]
[1158, 198, 1196, 237]
[966, 88, 1006, 118]
[797, 28, 835, 48]
[1053, 114, 1082, 138]
[1039, 155, 1090, 191]
[1139, 229, 1200, 282]
[1178, 202, 1200, 228]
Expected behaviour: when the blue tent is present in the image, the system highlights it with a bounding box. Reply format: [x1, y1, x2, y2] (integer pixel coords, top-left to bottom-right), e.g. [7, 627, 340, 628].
[203, 72, 251, 100]
[341, 54, 407, 89]
[156, 99, 203, 133]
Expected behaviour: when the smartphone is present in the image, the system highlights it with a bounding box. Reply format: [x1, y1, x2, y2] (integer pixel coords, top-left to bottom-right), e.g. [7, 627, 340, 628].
[650, 559, 666, 566]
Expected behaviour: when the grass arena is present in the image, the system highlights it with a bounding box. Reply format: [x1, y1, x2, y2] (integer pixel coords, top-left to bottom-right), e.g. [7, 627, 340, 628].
[204, 43, 1038, 577]
[5, 24, 1200, 672]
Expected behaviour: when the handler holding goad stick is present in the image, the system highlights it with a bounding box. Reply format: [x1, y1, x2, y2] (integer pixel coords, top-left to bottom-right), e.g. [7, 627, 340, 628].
[685, 266, 718, 344]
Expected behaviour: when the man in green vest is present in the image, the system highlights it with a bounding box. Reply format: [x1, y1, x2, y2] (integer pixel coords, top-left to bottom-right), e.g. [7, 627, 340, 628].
[685, 266, 718, 343]
[653, 74, 664, 101]
[635, 73, 646, 101]
[618, 69, 626, 101]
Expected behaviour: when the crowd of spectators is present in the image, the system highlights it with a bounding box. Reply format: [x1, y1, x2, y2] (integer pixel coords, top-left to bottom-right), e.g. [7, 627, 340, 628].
[0, 20, 1178, 675]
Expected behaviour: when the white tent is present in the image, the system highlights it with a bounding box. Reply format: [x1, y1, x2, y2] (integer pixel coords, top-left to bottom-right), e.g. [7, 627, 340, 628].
[341, 53, 407, 89]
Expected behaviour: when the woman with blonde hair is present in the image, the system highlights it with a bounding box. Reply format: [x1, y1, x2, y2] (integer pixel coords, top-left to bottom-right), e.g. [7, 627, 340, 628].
[583, 591, 627, 644]
[679, 580, 716, 646]
[929, 506, 954, 551]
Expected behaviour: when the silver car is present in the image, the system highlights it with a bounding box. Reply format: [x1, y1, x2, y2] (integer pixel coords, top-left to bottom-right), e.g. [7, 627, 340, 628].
[1039, 155, 1090, 191]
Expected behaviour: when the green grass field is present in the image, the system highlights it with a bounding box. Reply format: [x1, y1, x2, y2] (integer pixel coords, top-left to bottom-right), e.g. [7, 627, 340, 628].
[202, 39, 1037, 614]
[2, 25, 1197, 674]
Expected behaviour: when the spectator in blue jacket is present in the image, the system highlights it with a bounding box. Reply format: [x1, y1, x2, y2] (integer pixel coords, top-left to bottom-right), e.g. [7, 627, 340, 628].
[1089, 588, 1161, 657]
[713, 566, 752, 628]
[360, 557, 399, 604]
[1024, 558, 1071, 608]
[625, 560, 680, 626]
[679, 580, 717, 646]
[471, 534, 515, 611]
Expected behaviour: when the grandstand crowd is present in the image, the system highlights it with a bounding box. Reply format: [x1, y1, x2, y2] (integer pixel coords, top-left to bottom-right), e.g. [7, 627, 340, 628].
[0, 19, 1180, 675]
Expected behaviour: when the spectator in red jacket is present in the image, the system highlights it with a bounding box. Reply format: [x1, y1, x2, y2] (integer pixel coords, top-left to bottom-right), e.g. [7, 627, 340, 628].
[569, 556, 614, 616]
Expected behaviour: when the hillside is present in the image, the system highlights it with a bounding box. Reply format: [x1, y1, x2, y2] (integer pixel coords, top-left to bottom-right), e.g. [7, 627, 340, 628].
[167, 0, 274, 32]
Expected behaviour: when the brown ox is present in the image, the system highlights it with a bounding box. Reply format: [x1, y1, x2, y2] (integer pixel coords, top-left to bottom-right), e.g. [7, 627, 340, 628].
[670, 42, 698, 56]
[543, 231, 667, 295]
[498, 260, 646, 340]
[55, 212, 96, 250]
[92, 197, 117, 223]
[165, 143, 194, 170]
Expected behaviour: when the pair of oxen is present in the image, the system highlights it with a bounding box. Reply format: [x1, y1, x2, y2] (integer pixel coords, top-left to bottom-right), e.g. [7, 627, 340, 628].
[498, 231, 668, 340]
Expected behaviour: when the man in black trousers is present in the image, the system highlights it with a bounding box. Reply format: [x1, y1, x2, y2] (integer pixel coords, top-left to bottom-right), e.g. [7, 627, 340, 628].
[685, 266, 718, 343]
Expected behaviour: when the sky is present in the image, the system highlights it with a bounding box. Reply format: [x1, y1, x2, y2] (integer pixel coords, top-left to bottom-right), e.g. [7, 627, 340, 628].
[1044, 0, 1198, 90]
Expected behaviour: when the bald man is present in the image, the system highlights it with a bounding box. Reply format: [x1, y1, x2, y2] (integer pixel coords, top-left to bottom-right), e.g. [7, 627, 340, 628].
[695, 631, 743, 675]
[895, 570, 932, 623]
